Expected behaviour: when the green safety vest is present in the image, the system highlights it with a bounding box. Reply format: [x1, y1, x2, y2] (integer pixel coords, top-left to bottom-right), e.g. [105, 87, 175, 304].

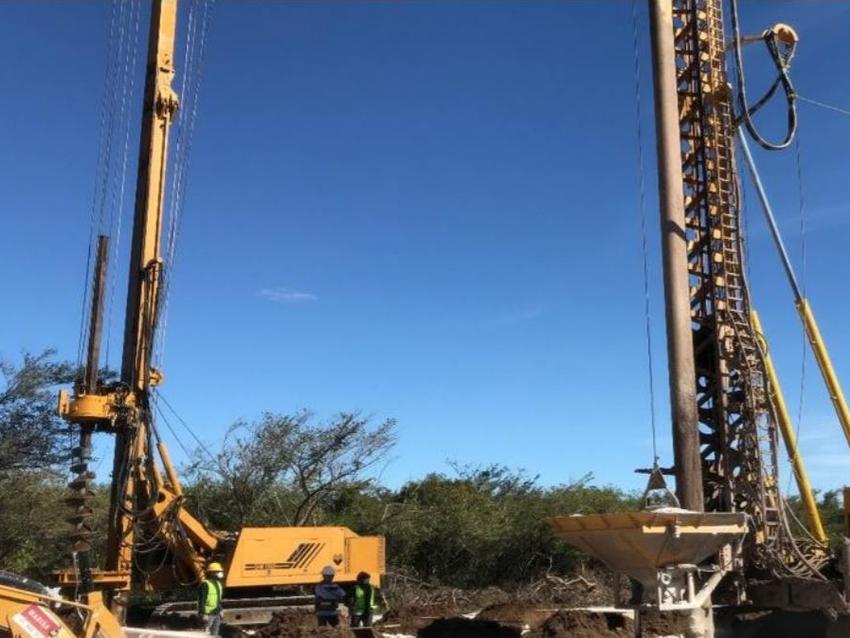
[202, 579, 223, 615]
[353, 584, 378, 614]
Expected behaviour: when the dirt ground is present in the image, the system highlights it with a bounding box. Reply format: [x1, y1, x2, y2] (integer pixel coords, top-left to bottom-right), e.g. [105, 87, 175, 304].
[638, 609, 690, 636]
[477, 601, 558, 632]
[254, 609, 319, 635]
[713, 608, 850, 638]
[418, 618, 521, 638]
[527, 609, 634, 638]
[232, 578, 850, 638]
[249, 608, 391, 638]
[379, 603, 469, 634]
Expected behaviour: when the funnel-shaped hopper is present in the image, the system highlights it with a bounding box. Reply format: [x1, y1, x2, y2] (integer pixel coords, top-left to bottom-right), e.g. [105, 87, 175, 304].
[549, 509, 746, 588]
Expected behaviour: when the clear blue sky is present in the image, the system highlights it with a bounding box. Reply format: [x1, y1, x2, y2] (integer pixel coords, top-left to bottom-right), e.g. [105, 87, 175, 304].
[1, 2, 849, 494]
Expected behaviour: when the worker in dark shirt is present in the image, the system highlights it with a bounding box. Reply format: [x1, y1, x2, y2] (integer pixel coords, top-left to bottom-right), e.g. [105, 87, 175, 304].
[197, 562, 225, 636]
[314, 566, 347, 627]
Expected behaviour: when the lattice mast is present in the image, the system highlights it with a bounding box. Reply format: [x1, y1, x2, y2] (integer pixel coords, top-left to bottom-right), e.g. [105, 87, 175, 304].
[651, 0, 817, 576]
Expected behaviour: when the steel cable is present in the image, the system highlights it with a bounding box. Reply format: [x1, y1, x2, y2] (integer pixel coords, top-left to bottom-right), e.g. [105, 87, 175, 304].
[630, 0, 659, 465]
[154, 390, 218, 465]
[105, 0, 143, 369]
[797, 94, 850, 119]
[77, 0, 123, 368]
[785, 134, 809, 498]
[153, 399, 195, 460]
[156, 0, 215, 366]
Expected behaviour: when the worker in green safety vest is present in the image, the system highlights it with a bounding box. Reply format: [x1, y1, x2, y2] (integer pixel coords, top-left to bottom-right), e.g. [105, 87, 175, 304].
[348, 571, 379, 628]
[197, 561, 225, 636]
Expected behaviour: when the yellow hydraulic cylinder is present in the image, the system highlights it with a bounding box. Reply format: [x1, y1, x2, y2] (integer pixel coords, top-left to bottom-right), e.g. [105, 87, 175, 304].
[797, 298, 850, 453]
[752, 310, 827, 544]
[157, 441, 183, 496]
[739, 132, 850, 475]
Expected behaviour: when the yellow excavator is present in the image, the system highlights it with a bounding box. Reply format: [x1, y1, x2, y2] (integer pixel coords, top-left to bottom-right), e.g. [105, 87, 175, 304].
[55, 0, 384, 626]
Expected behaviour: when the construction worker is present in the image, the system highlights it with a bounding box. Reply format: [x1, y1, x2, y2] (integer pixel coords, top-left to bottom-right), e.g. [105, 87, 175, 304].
[197, 562, 225, 636]
[314, 566, 346, 627]
[349, 571, 379, 628]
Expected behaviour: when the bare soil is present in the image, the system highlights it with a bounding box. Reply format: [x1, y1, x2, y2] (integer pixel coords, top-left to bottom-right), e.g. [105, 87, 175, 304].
[249, 609, 385, 638]
[417, 618, 521, 638]
[714, 608, 850, 638]
[255, 608, 319, 635]
[529, 609, 634, 638]
[639, 609, 690, 636]
[379, 604, 463, 635]
[477, 602, 558, 631]
[377, 573, 610, 635]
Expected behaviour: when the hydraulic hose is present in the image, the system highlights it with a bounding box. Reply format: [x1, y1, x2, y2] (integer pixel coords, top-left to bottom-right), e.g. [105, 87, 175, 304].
[729, 0, 798, 150]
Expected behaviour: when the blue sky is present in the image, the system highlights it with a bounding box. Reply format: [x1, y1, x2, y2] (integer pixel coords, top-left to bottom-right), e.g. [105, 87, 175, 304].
[1, 1, 849, 495]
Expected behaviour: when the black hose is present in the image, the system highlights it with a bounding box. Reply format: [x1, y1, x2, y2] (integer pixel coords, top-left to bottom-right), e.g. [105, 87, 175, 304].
[729, 0, 798, 150]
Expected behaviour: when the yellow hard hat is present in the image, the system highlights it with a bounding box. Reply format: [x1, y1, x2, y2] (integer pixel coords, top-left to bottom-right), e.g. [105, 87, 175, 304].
[206, 562, 224, 573]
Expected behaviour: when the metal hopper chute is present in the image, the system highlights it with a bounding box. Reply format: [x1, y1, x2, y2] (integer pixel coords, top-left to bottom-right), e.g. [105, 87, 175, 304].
[549, 469, 747, 610]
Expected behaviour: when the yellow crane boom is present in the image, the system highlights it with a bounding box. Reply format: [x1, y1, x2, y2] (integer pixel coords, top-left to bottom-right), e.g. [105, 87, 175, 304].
[57, 0, 385, 621]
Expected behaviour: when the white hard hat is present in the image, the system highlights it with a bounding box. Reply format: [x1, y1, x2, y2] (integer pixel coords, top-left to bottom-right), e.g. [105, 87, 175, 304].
[321, 566, 335, 577]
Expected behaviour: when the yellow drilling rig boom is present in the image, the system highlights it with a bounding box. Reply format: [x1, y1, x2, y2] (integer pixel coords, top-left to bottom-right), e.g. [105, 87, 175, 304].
[57, 0, 384, 623]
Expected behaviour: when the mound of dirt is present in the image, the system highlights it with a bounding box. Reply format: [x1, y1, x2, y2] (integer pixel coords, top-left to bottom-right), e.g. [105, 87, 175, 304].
[379, 605, 464, 634]
[254, 609, 343, 638]
[255, 608, 318, 635]
[418, 617, 521, 638]
[530, 609, 634, 638]
[252, 608, 386, 638]
[477, 602, 557, 631]
[640, 609, 690, 636]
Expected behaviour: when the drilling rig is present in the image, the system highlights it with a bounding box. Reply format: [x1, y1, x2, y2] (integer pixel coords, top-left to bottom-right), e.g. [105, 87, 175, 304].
[551, 0, 850, 633]
[58, 0, 384, 624]
[652, 0, 837, 597]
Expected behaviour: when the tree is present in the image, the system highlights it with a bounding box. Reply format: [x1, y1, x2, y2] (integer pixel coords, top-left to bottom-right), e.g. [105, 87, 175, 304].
[376, 465, 637, 588]
[185, 411, 397, 528]
[0, 350, 75, 475]
[0, 350, 81, 579]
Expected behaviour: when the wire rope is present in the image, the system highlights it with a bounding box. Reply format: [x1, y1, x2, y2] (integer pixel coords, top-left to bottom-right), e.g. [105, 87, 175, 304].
[105, 0, 143, 368]
[153, 401, 195, 461]
[154, 390, 218, 465]
[156, 0, 216, 366]
[785, 134, 809, 497]
[77, 0, 123, 368]
[630, 0, 659, 465]
[797, 94, 850, 119]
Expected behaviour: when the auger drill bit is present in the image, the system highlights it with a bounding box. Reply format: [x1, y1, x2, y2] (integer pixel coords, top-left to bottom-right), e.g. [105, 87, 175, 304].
[66, 235, 109, 594]
[67, 425, 95, 593]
